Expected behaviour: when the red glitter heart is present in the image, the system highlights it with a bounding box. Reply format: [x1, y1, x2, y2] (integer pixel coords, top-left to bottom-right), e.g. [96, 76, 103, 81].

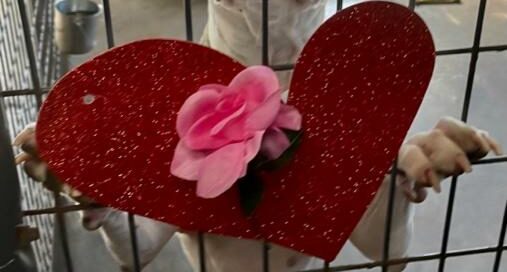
[37, 2, 434, 260]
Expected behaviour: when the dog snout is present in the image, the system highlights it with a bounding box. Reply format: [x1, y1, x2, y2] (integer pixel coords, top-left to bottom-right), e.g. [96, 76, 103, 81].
[81, 215, 102, 230]
[80, 207, 110, 231]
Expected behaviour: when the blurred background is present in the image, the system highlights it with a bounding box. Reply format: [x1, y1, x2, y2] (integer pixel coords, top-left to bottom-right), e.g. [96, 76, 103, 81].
[0, 0, 506, 271]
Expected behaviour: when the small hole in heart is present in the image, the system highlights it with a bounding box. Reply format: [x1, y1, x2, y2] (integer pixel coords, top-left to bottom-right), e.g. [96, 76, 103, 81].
[82, 94, 96, 105]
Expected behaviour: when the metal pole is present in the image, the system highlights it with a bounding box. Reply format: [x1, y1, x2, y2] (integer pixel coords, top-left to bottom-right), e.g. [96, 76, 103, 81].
[438, 1, 488, 271]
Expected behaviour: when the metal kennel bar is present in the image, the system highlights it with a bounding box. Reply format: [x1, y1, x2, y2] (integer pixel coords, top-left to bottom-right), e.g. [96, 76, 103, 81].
[436, 0, 488, 271]
[0, 0, 506, 272]
[98, 2, 142, 271]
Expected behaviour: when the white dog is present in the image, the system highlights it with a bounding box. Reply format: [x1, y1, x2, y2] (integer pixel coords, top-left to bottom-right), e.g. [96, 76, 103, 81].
[13, 1, 503, 272]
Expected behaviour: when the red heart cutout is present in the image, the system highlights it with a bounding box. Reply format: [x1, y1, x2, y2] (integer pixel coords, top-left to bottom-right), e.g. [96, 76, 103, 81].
[37, 2, 434, 260]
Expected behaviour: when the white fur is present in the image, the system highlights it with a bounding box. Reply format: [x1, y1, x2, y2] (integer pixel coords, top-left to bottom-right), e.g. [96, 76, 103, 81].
[80, 208, 175, 271]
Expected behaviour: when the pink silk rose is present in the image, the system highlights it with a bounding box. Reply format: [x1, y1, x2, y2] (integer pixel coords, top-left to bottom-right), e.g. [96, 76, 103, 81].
[170, 66, 302, 198]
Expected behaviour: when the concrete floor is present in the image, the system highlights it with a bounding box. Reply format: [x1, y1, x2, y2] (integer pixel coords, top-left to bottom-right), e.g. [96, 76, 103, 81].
[55, 0, 507, 271]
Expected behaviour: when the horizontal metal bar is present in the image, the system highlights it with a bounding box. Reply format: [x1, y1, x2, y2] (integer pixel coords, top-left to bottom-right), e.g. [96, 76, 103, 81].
[389, 155, 507, 175]
[2, 45, 506, 81]
[271, 63, 294, 71]
[480, 45, 507, 52]
[271, 44, 507, 71]
[470, 155, 507, 165]
[416, 0, 461, 6]
[22, 203, 101, 216]
[21, 154, 507, 216]
[437, 45, 507, 56]
[300, 245, 507, 272]
[1, 88, 50, 97]
[436, 48, 475, 56]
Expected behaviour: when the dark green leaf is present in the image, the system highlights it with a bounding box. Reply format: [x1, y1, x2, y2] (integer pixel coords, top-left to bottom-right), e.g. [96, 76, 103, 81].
[258, 129, 303, 171]
[237, 172, 264, 216]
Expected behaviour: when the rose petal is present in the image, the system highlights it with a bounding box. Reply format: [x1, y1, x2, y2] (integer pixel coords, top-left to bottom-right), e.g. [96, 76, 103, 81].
[210, 102, 246, 136]
[184, 98, 249, 150]
[261, 127, 291, 160]
[198, 84, 229, 94]
[245, 132, 264, 162]
[183, 112, 230, 150]
[229, 66, 280, 110]
[176, 88, 221, 137]
[197, 143, 247, 198]
[170, 141, 207, 181]
[274, 104, 302, 131]
[238, 132, 264, 177]
[245, 91, 281, 131]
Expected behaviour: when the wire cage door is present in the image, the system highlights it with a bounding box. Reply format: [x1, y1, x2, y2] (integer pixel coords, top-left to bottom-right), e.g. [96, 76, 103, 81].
[0, 0, 506, 272]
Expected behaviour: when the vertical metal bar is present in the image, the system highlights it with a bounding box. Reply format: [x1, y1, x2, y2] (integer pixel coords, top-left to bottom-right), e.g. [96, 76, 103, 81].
[53, 192, 74, 272]
[263, 242, 270, 272]
[1, 6, 21, 89]
[8, 0, 33, 93]
[128, 213, 142, 272]
[102, 0, 115, 48]
[17, 0, 39, 119]
[17, 0, 42, 109]
[105, 2, 141, 270]
[12, 0, 31, 91]
[438, 176, 457, 272]
[492, 201, 507, 272]
[409, 0, 416, 11]
[261, 0, 269, 66]
[382, 160, 398, 272]
[34, 0, 45, 38]
[438, 1, 488, 271]
[0, 27, 8, 91]
[183, 0, 193, 41]
[460, 0, 486, 123]
[48, 44, 57, 83]
[336, 0, 343, 11]
[46, 34, 55, 85]
[323, 261, 330, 272]
[35, 0, 47, 51]
[182, 0, 203, 269]
[101, 2, 142, 271]
[261, 1, 270, 270]
[38, 0, 51, 86]
[198, 232, 207, 272]
[437, 34, 486, 272]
